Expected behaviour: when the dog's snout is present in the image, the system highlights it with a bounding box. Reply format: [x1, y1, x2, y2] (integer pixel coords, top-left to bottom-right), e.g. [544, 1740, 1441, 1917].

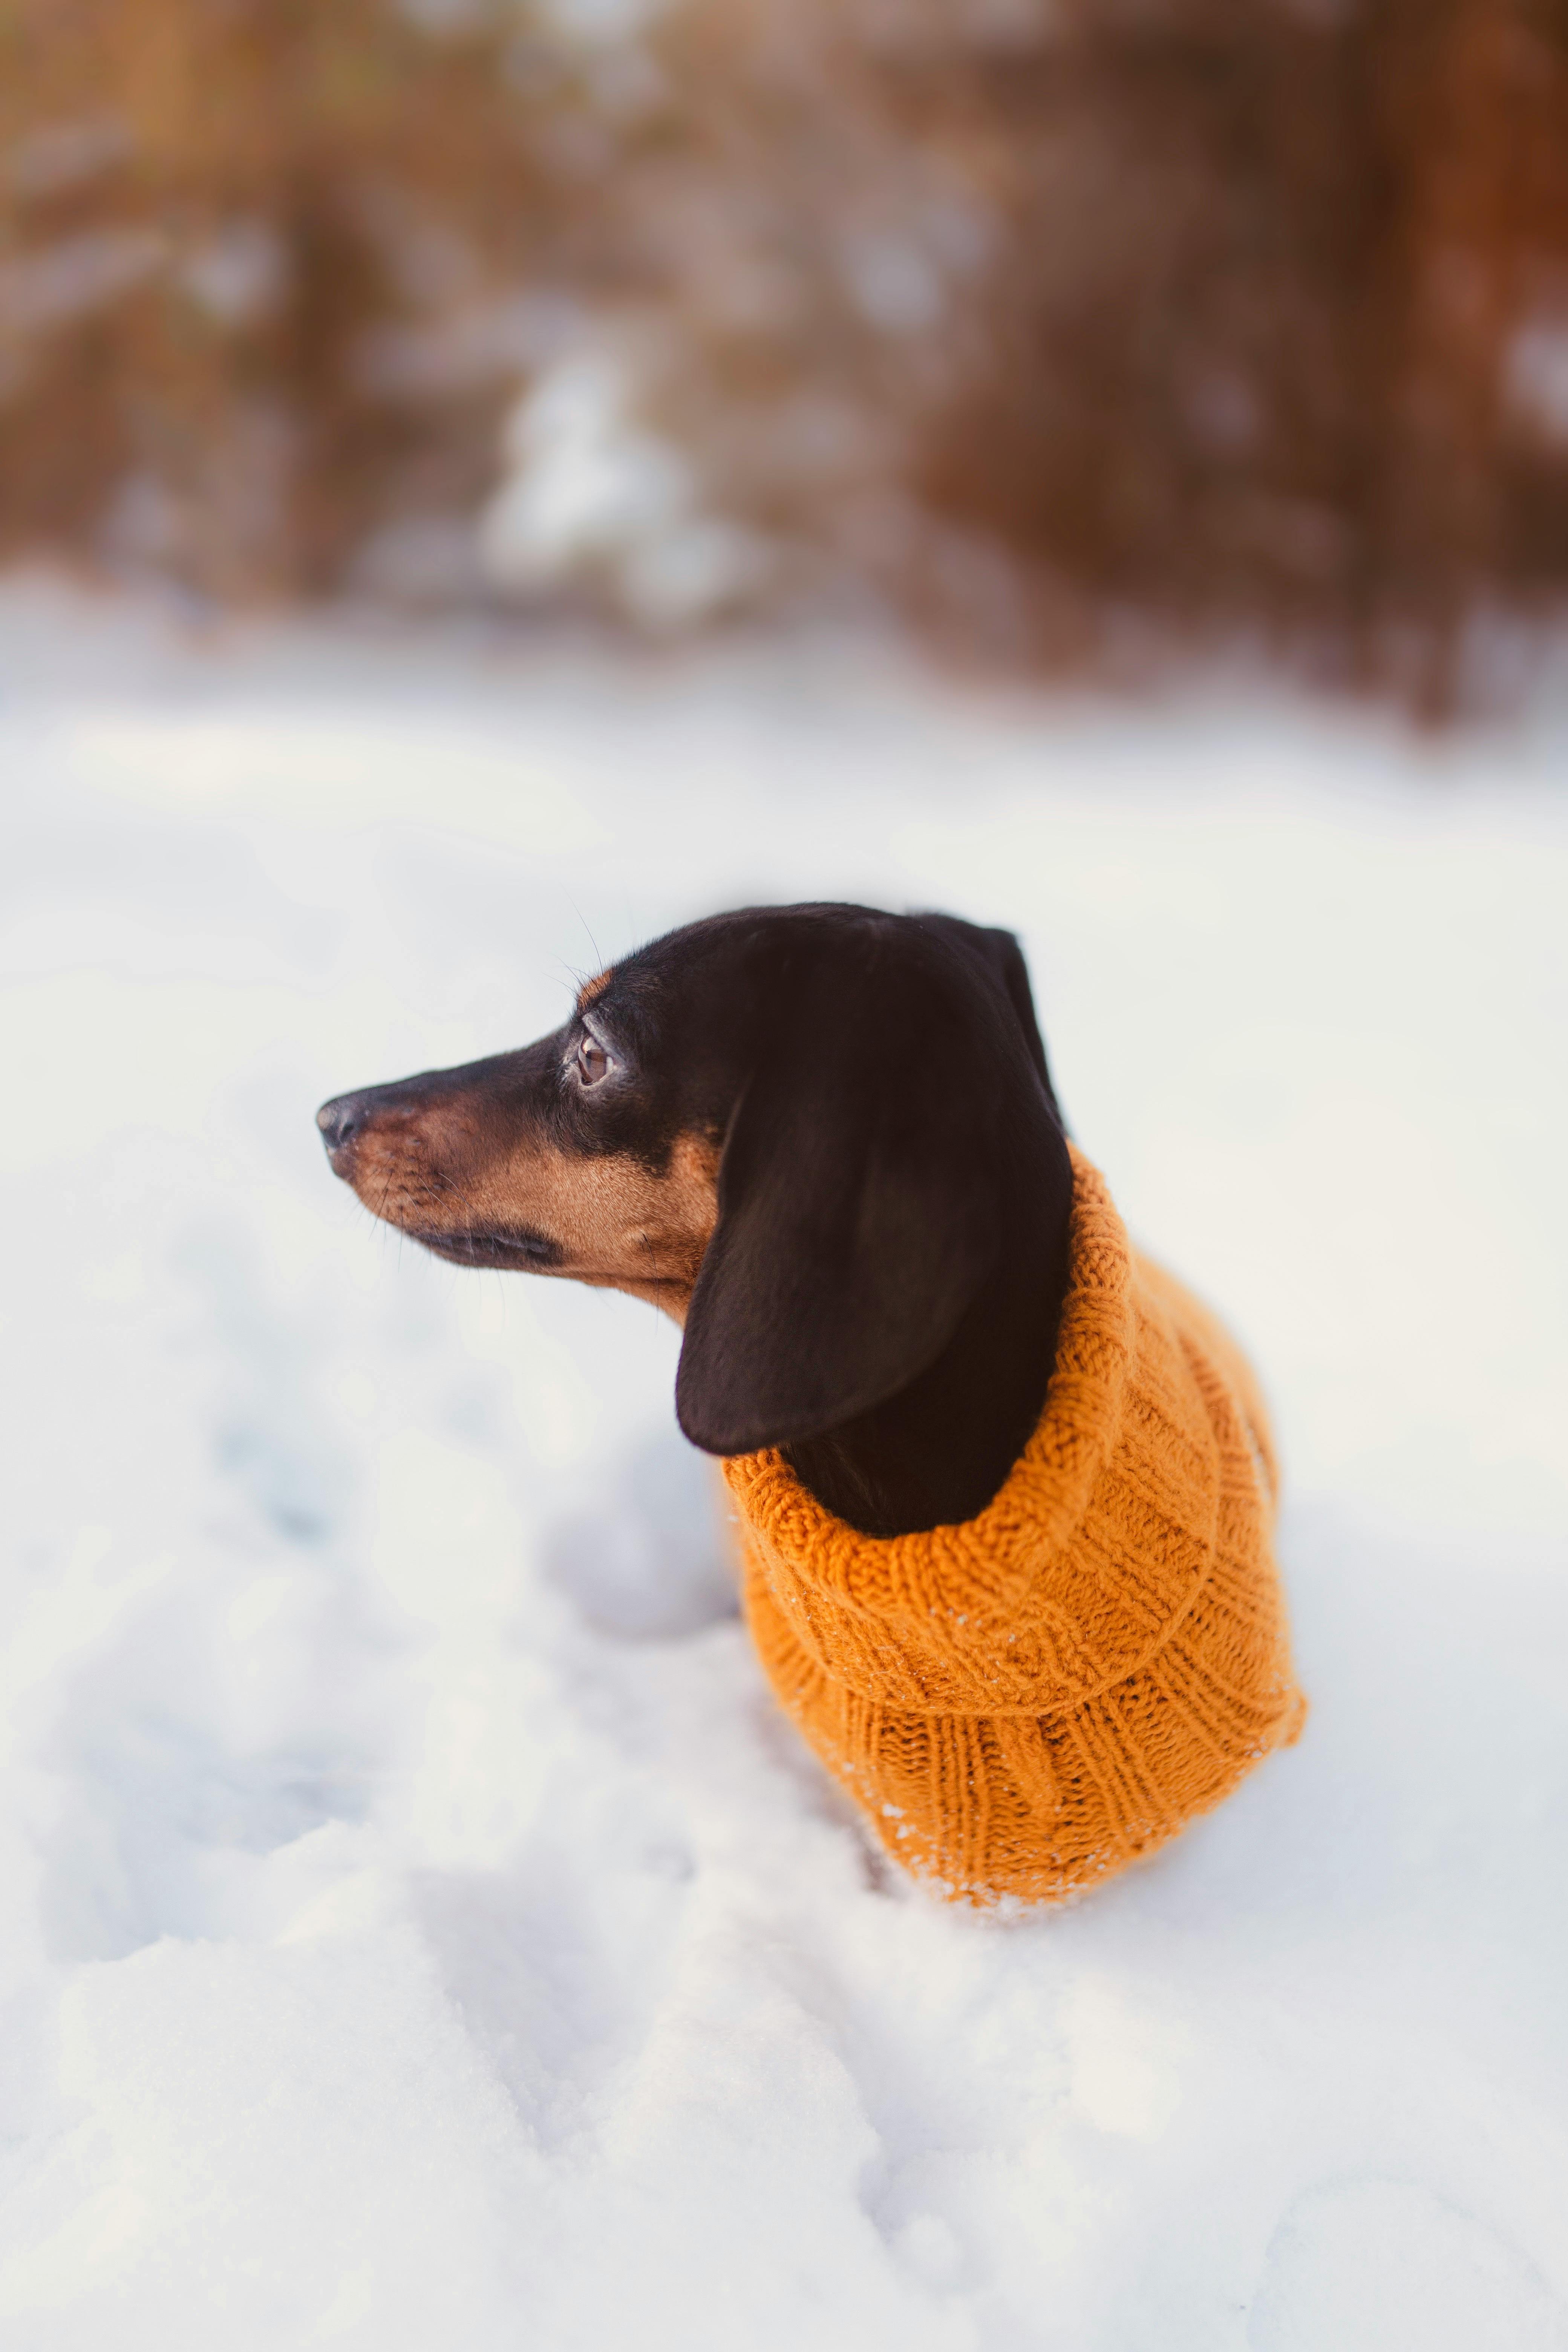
[317, 1093, 366, 1163]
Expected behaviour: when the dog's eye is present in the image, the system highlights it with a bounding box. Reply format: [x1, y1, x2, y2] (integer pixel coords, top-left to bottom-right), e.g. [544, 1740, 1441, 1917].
[576, 1035, 610, 1086]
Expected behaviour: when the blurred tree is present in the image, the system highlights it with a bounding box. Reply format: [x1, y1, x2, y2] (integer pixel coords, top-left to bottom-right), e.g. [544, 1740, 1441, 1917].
[909, 0, 1568, 701]
[2, 0, 1566, 703]
[0, 0, 579, 598]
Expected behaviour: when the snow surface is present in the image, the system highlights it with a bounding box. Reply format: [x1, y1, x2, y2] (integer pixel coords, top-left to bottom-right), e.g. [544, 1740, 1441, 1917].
[1, 581, 1566, 2350]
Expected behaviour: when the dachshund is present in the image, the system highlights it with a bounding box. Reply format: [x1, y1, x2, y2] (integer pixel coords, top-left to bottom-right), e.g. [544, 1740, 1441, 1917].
[317, 904, 1073, 1538]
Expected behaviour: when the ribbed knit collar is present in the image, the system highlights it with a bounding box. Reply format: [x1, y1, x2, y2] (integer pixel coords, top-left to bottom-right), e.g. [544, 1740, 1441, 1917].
[726, 1143, 1137, 1581]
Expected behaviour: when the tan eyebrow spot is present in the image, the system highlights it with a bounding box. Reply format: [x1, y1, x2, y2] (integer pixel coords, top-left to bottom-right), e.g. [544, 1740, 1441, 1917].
[576, 967, 614, 1011]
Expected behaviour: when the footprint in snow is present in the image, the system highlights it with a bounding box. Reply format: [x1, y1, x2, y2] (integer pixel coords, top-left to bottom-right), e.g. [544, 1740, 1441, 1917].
[1248, 2175, 1568, 2352]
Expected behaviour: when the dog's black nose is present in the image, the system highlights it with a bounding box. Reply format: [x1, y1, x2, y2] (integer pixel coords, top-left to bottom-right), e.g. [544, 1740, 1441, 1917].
[317, 1094, 363, 1158]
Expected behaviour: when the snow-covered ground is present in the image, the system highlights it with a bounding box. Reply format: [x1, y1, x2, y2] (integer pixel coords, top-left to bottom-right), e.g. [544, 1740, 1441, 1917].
[2, 580, 1566, 2351]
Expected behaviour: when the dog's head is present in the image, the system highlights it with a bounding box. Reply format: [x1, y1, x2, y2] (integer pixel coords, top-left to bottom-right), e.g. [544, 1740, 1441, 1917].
[318, 903, 1067, 1458]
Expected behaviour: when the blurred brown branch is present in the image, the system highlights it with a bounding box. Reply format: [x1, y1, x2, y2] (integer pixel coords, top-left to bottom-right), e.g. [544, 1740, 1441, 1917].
[3, 0, 1566, 703]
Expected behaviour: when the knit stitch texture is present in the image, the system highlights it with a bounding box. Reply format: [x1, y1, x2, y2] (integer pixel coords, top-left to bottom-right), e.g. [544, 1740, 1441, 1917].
[724, 1146, 1307, 1905]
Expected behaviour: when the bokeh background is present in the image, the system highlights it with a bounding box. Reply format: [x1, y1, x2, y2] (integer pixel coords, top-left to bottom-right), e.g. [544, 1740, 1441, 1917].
[4, 0, 1568, 704]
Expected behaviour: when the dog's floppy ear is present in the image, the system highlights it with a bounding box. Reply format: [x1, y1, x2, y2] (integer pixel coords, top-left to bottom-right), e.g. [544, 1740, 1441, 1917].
[675, 954, 1000, 1458]
[912, 914, 1066, 1132]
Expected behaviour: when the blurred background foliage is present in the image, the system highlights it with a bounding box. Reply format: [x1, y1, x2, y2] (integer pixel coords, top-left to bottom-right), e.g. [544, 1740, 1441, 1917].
[2, 0, 1567, 704]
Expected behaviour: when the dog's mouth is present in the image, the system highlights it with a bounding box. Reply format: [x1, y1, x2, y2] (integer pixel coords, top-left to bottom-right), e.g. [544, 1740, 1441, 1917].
[404, 1224, 564, 1272]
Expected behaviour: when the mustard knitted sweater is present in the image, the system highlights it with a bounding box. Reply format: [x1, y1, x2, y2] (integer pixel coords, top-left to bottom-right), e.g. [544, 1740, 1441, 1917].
[724, 1146, 1306, 1905]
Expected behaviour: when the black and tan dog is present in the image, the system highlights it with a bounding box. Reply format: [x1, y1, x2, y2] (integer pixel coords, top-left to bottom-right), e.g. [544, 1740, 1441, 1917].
[320, 903, 1305, 1904]
[317, 904, 1073, 1537]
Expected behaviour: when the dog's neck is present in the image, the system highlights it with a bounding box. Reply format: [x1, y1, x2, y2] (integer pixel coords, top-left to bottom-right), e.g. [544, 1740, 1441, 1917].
[781, 1145, 1074, 1539]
